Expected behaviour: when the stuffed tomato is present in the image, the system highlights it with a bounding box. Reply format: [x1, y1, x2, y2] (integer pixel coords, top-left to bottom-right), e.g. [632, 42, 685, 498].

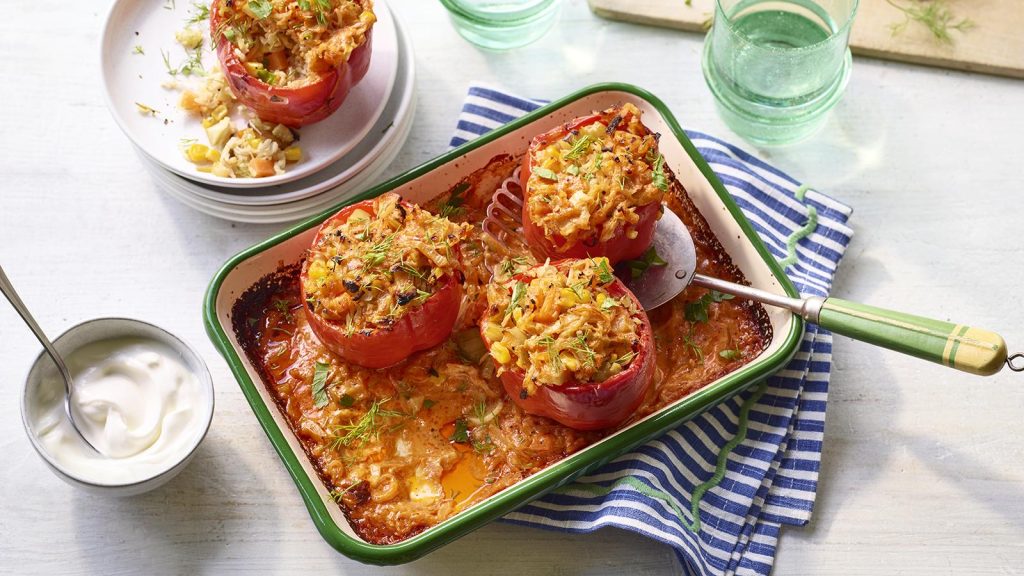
[300, 193, 471, 369]
[210, 0, 375, 127]
[521, 103, 667, 265]
[479, 258, 655, 430]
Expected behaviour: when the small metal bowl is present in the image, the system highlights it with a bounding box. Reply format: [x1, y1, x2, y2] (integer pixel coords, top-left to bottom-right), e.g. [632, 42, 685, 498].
[20, 318, 214, 497]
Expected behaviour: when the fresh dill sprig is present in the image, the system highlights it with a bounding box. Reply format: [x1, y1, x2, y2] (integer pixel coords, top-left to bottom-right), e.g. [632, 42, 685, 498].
[362, 234, 394, 268]
[472, 400, 489, 425]
[186, 2, 210, 23]
[330, 397, 405, 450]
[132, 45, 145, 55]
[563, 135, 594, 161]
[499, 256, 529, 277]
[538, 335, 562, 370]
[887, 0, 975, 44]
[438, 182, 470, 219]
[571, 333, 596, 367]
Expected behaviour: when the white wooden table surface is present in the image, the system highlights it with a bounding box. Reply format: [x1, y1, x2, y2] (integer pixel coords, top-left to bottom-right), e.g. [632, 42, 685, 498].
[2, 1, 1022, 574]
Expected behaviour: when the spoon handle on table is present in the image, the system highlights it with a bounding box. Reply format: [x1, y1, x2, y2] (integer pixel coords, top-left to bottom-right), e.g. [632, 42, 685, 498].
[691, 274, 1008, 376]
[816, 298, 1007, 376]
[0, 264, 75, 385]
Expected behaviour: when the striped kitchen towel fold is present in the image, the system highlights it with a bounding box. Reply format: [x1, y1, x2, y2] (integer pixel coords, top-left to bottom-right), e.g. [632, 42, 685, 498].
[450, 85, 854, 576]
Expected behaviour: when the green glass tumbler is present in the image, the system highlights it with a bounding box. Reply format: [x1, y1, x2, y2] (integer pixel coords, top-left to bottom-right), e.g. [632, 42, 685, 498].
[702, 0, 859, 145]
[440, 0, 562, 50]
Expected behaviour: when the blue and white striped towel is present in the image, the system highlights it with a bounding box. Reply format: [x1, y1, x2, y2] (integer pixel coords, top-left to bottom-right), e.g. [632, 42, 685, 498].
[450, 85, 854, 576]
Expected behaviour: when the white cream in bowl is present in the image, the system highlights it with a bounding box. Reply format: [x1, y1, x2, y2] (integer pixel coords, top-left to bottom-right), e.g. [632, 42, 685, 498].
[22, 320, 214, 494]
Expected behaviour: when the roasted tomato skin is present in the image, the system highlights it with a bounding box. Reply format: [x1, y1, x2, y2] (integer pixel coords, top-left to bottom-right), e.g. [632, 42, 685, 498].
[301, 199, 462, 369]
[520, 109, 661, 265]
[479, 261, 655, 430]
[210, 2, 373, 127]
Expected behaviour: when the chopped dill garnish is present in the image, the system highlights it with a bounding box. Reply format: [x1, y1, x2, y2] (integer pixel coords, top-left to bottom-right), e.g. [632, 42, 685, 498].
[538, 335, 562, 370]
[887, 0, 974, 44]
[132, 45, 145, 55]
[682, 328, 704, 364]
[362, 234, 394, 268]
[472, 400, 489, 425]
[330, 397, 405, 449]
[338, 394, 356, 408]
[472, 435, 495, 455]
[186, 2, 210, 23]
[571, 333, 596, 367]
[329, 482, 361, 503]
[563, 135, 593, 161]
[311, 361, 331, 409]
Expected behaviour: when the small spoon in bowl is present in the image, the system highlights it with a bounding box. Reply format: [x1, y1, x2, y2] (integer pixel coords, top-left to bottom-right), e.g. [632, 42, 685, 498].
[484, 182, 1013, 377]
[0, 264, 101, 453]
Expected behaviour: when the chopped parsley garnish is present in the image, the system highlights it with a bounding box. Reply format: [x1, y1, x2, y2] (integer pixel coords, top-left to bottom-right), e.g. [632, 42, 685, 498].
[473, 435, 495, 455]
[651, 154, 668, 191]
[594, 258, 615, 284]
[600, 297, 618, 311]
[504, 281, 527, 319]
[622, 246, 668, 279]
[248, 0, 273, 19]
[563, 135, 593, 161]
[331, 397, 405, 449]
[533, 166, 558, 181]
[499, 256, 529, 277]
[438, 182, 470, 219]
[254, 66, 278, 85]
[720, 349, 743, 361]
[685, 290, 734, 324]
[338, 394, 356, 408]
[311, 361, 331, 409]
[449, 417, 470, 443]
[422, 398, 436, 410]
[272, 298, 294, 321]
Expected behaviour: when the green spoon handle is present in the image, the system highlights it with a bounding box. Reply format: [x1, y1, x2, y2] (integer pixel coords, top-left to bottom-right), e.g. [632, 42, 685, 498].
[817, 298, 1007, 376]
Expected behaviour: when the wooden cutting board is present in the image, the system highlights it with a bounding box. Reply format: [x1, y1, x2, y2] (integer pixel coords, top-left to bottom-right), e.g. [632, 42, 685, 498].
[587, 0, 1024, 79]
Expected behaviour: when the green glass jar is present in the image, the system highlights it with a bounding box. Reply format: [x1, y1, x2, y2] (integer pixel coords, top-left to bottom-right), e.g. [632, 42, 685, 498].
[440, 0, 562, 50]
[702, 0, 859, 145]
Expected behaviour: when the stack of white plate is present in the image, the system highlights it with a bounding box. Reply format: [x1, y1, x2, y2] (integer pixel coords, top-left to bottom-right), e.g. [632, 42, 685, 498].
[101, 0, 415, 224]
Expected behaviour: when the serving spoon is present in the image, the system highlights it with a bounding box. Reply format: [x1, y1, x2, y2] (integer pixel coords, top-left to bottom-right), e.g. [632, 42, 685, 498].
[0, 264, 101, 453]
[484, 184, 1021, 377]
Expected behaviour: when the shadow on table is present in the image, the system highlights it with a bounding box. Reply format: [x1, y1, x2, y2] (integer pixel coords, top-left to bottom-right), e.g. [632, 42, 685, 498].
[70, 438, 280, 574]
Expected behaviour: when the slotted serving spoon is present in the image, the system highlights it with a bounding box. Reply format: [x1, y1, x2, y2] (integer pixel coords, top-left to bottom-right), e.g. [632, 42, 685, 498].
[483, 177, 1021, 377]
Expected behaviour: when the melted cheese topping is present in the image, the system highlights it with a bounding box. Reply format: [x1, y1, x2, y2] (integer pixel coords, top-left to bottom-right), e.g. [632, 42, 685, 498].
[215, 0, 375, 87]
[525, 103, 666, 247]
[482, 259, 642, 393]
[303, 193, 471, 330]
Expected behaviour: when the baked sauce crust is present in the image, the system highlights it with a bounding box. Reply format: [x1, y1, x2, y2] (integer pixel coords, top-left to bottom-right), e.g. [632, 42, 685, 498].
[232, 153, 772, 544]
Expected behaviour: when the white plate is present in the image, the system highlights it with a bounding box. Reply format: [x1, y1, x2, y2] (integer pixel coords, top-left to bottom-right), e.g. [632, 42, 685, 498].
[148, 12, 415, 207]
[101, 0, 398, 189]
[143, 88, 416, 223]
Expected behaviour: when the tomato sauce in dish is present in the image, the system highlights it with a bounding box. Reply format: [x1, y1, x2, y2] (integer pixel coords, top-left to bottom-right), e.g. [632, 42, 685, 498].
[232, 153, 772, 544]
